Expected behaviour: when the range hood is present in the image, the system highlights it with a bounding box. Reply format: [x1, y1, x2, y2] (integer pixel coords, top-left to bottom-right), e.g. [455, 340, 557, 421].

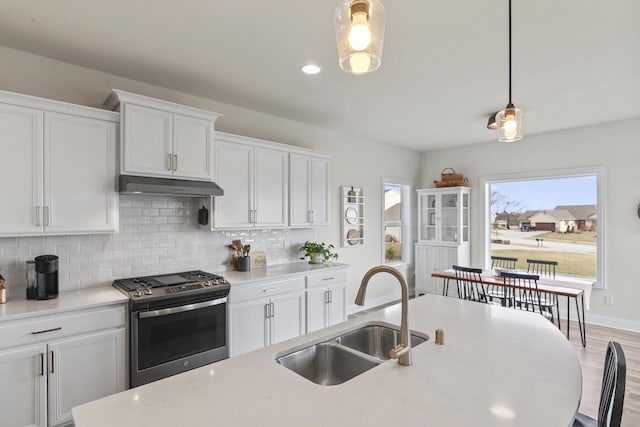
[119, 175, 224, 197]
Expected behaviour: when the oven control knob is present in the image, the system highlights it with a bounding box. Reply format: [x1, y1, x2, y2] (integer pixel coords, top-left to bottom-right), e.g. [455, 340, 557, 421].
[144, 289, 153, 295]
[204, 281, 212, 287]
[133, 290, 142, 297]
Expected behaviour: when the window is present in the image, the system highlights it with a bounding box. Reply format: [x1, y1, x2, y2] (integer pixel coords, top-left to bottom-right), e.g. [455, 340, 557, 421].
[480, 167, 605, 287]
[383, 180, 411, 265]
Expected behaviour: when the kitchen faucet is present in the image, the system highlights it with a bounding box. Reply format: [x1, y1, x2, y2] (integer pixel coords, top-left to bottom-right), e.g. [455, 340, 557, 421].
[355, 265, 412, 366]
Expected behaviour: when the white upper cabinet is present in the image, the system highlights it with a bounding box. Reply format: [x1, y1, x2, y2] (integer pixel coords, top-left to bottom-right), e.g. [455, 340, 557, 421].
[105, 90, 221, 181]
[212, 133, 288, 229]
[0, 103, 43, 235]
[122, 104, 172, 177]
[44, 113, 117, 234]
[0, 90, 119, 237]
[290, 153, 330, 226]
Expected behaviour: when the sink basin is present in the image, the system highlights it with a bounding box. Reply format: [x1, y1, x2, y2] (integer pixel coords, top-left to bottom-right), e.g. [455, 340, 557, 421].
[276, 342, 380, 386]
[276, 323, 430, 385]
[335, 325, 428, 361]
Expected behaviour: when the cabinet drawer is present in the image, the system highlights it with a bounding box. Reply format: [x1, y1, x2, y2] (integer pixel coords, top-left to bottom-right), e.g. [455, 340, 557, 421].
[0, 305, 126, 350]
[229, 276, 305, 304]
[306, 269, 347, 288]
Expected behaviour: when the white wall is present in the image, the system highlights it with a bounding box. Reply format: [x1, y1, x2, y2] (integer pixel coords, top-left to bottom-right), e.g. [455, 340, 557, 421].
[420, 118, 640, 331]
[0, 46, 422, 309]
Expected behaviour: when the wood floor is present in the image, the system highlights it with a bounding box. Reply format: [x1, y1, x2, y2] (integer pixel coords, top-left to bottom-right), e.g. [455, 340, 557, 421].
[565, 320, 640, 427]
[351, 304, 640, 426]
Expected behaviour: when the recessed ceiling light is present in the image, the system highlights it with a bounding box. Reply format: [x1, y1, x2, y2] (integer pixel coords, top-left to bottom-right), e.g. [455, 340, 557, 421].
[301, 64, 321, 75]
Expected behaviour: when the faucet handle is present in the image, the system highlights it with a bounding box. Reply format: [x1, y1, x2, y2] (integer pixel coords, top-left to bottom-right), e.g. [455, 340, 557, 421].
[389, 343, 409, 360]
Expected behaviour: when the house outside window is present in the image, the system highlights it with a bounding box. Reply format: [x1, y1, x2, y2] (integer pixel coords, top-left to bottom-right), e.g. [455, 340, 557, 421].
[383, 181, 410, 265]
[481, 167, 605, 287]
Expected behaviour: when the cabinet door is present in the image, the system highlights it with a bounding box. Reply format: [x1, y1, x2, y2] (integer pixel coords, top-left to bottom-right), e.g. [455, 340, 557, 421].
[289, 153, 311, 226]
[306, 287, 328, 333]
[418, 193, 437, 242]
[229, 298, 269, 357]
[44, 113, 118, 234]
[270, 291, 306, 345]
[439, 192, 460, 243]
[0, 104, 43, 235]
[415, 244, 437, 295]
[310, 157, 329, 225]
[47, 328, 126, 426]
[327, 284, 346, 327]
[254, 147, 288, 227]
[122, 104, 172, 177]
[213, 140, 253, 228]
[0, 344, 47, 427]
[172, 113, 213, 180]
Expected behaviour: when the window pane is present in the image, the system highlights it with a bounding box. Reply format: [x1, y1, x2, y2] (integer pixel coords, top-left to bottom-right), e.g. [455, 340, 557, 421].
[489, 176, 597, 280]
[384, 185, 402, 222]
[385, 225, 402, 263]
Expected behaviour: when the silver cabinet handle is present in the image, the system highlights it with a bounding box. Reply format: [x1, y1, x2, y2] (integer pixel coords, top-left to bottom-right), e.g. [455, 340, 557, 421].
[139, 297, 227, 318]
[253, 209, 258, 224]
[44, 206, 49, 227]
[324, 290, 330, 304]
[262, 288, 278, 293]
[168, 154, 173, 171]
[173, 154, 178, 171]
[310, 210, 315, 223]
[40, 353, 44, 376]
[322, 277, 334, 281]
[35, 206, 41, 226]
[31, 327, 62, 335]
[265, 303, 270, 319]
[50, 351, 54, 374]
[270, 302, 275, 318]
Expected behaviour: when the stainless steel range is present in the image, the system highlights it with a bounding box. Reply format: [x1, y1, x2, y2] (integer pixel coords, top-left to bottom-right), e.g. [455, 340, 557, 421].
[113, 270, 230, 387]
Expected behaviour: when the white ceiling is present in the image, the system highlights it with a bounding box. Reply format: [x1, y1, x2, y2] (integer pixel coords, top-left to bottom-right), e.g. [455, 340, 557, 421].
[0, 0, 638, 151]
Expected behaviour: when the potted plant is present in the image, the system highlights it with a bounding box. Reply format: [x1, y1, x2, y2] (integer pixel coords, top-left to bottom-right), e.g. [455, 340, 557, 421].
[300, 241, 338, 264]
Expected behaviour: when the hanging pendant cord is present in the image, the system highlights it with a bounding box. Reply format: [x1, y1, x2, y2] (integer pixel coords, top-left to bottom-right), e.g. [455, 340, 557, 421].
[508, 0, 512, 105]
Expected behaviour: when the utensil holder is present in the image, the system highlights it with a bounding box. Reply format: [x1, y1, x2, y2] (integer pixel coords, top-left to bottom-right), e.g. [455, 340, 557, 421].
[236, 256, 251, 272]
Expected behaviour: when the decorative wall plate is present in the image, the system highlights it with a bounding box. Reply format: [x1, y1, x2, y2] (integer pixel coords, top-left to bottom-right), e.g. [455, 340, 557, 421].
[346, 229, 362, 245]
[345, 207, 358, 224]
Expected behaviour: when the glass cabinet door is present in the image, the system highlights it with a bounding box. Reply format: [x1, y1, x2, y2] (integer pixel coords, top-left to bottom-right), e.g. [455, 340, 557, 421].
[462, 193, 469, 242]
[440, 193, 459, 243]
[420, 193, 436, 241]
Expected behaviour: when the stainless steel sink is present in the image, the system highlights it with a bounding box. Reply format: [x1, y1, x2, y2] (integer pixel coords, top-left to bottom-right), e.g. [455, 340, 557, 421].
[335, 325, 428, 361]
[276, 323, 429, 385]
[276, 342, 380, 386]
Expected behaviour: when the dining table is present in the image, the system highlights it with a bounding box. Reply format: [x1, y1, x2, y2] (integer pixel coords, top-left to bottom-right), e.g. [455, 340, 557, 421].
[431, 270, 588, 347]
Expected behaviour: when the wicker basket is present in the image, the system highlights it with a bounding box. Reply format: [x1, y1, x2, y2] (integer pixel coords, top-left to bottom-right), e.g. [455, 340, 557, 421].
[433, 168, 468, 187]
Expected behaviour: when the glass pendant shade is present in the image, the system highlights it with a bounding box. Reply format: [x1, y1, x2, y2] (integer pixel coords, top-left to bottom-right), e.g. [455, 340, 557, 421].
[335, 0, 386, 75]
[495, 105, 523, 142]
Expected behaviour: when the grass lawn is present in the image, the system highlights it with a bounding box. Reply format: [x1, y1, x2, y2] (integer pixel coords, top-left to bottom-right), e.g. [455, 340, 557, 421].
[491, 249, 596, 278]
[527, 231, 596, 245]
[385, 242, 402, 262]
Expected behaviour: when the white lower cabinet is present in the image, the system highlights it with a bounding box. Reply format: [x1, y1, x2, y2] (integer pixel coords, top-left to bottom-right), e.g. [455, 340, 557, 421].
[414, 243, 470, 296]
[0, 305, 126, 427]
[229, 277, 306, 357]
[305, 269, 347, 333]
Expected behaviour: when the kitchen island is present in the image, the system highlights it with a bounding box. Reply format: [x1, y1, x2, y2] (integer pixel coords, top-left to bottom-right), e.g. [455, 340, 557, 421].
[72, 294, 582, 427]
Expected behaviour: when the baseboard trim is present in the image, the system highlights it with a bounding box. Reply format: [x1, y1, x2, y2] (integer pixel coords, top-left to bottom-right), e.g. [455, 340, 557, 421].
[581, 313, 640, 334]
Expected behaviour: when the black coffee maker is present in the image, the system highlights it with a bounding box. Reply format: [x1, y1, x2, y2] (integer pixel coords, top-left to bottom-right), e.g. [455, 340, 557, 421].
[35, 255, 59, 300]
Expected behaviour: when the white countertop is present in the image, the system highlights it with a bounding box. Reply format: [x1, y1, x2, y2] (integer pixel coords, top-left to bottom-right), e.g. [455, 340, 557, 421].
[72, 294, 582, 427]
[0, 286, 128, 322]
[221, 261, 348, 286]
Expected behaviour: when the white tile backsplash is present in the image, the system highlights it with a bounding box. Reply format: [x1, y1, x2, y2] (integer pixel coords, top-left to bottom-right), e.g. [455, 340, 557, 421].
[0, 195, 312, 297]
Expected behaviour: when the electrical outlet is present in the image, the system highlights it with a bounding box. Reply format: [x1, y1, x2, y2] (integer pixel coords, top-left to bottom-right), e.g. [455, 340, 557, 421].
[604, 295, 614, 306]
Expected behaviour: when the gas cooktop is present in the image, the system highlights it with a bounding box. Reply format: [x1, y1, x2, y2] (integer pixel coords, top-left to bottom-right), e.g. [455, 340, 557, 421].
[113, 270, 229, 300]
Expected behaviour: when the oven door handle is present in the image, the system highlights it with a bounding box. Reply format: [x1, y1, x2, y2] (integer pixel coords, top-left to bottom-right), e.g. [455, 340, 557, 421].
[138, 297, 227, 319]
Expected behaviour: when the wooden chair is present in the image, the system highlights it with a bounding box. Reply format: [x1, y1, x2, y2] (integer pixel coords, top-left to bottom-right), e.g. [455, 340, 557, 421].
[501, 272, 556, 323]
[526, 259, 557, 278]
[573, 341, 626, 427]
[491, 255, 517, 269]
[452, 265, 488, 304]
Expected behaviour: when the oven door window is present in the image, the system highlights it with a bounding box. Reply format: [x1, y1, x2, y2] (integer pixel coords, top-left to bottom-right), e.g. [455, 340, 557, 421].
[137, 300, 226, 370]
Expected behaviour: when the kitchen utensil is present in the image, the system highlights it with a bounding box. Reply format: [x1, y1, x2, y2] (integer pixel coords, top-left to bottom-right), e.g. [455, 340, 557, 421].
[243, 245, 251, 256]
[232, 240, 243, 253]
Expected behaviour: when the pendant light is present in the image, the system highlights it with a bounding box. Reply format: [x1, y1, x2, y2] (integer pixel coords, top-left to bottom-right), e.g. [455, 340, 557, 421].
[491, 0, 523, 142]
[334, 0, 386, 75]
